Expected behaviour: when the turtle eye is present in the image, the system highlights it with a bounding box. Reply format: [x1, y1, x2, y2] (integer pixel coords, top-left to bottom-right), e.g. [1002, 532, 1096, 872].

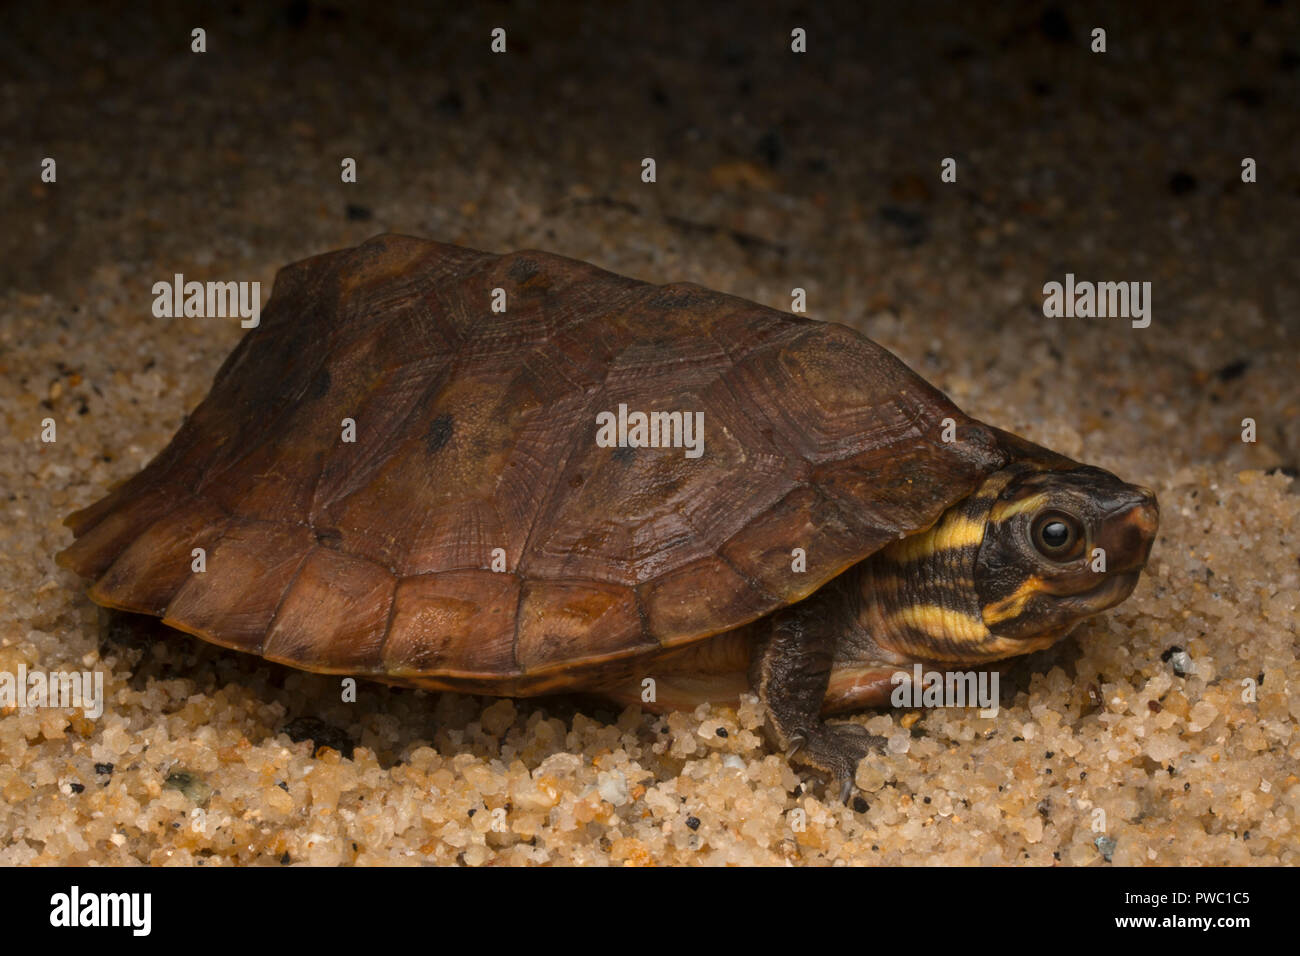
[1030, 511, 1085, 561]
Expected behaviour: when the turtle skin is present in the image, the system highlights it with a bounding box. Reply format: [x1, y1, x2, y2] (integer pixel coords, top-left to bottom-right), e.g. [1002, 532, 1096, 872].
[58, 234, 1008, 702]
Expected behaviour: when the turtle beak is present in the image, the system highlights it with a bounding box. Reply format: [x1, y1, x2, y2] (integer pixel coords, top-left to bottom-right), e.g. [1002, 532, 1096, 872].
[1056, 486, 1158, 616]
[1097, 486, 1159, 572]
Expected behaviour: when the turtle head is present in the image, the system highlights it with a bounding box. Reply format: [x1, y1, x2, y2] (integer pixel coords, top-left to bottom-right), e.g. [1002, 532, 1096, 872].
[975, 465, 1158, 642]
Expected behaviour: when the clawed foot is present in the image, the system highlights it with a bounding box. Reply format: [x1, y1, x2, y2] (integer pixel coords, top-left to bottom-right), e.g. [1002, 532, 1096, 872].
[784, 722, 885, 803]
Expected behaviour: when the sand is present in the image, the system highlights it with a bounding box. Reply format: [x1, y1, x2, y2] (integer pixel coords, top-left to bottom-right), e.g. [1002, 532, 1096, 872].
[1, 2, 1297, 865]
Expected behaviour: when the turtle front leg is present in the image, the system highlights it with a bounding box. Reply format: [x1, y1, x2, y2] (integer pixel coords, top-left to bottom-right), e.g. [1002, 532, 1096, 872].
[751, 599, 885, 802]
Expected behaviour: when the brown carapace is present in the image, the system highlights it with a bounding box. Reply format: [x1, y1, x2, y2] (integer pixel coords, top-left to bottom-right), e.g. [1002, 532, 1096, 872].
[58, 235, 1158, 796]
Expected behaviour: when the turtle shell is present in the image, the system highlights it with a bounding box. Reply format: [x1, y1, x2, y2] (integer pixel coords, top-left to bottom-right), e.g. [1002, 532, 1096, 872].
[58, 235, 1007, 694]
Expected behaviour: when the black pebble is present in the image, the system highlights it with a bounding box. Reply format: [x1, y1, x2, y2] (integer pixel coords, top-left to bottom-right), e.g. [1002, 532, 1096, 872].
[69, 782, 85, 794]
[1226, 86, 1265, 108]
[853, 796, 869, 813]
[1215, 358, 1249, 381]
[1168, 171, 1197, 196]
[283, 0, 310, 29]
[756, 130, 783, 167]
[282, 717, 354, 759]
[436, 90, 464, 116]
[878, 205, 929, 247]
[1039, 6, 1074, 44]
[685, 815, 700, 830]
[715, 727, 728, 738]
[94, 763, 114, 775]
[1160, 646, 1182, 662]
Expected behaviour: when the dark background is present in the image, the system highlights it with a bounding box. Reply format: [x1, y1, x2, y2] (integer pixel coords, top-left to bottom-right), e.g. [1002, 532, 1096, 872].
[5, 0, 1297, 461]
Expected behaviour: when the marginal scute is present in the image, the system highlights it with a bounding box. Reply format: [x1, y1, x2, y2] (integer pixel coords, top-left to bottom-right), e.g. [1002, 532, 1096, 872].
[89, 497, 231, 615]
[58, 235, 1010, 687]
[383, 571, 519, 677]
[57, 486, 176, 579]
[640, 554, 767, 646]
[516, 579, 649, 672]
[263, 548, 395, 671]
[163, 521, 315, 652]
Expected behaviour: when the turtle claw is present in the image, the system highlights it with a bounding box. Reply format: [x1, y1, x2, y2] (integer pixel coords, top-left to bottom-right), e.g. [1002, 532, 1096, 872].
[783, 722, 886, 803]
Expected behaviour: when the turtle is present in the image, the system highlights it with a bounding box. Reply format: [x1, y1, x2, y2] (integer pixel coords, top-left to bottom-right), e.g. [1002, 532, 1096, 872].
[58, 234, 1158, 798]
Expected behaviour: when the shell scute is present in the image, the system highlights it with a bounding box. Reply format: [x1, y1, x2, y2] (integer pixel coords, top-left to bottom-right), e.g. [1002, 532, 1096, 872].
[262, 547, 395, 671]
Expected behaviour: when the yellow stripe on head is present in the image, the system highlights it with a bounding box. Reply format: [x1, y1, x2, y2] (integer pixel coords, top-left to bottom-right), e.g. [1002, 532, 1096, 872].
[981, 575, 1043, 625]
[990, 492, 1049, 523]
[886, 467, 1026, 567]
